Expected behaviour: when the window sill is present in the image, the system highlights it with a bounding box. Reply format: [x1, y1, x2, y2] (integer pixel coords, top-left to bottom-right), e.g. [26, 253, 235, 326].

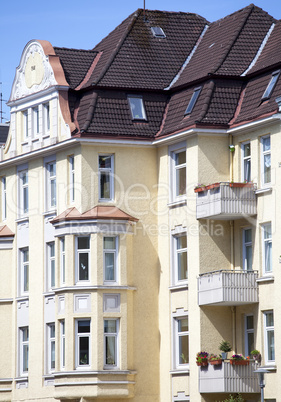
[255, 187, 272, 195]
[169, 283, 188, 291]
[262, 364, 276, 371]
[256, 275, 274, 283]
[16, 296, 29, 302]
[170, 368, 189, 375]
[43, 210, 57, 217]
[54, 285, 137, 293]
[15, 216, 29, 223]
[167, 198, 187, 208]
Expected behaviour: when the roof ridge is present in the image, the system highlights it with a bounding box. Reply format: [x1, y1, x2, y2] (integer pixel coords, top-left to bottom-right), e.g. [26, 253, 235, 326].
[54, 46, 97, 53]
[93, 9, 141, 86]
[212, 4, 254, 74]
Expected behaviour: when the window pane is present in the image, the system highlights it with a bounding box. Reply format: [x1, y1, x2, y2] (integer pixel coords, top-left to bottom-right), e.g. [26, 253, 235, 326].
[104, 320, 117, 333]
[100, 172, 110, 199]
[99, 155, 112, 169]
[129, 97, 145, 119]
[266, 312, 274, 327]
[23, 187, 28, 213]
[79, 253, 89, 280]
[245, 245, 252, 270]
[179, 318, 188, 332]
[105, 336, 116, 364]
[265, 241, 272, 272]
[51, 340, 55, 369]
[23, 344, 29, 372]
[179, 334, 189, 364]
[78, 237, 89, 249]
[177, 236, 187, 250]
[244, 229, 252, 243]
[78, 320, 90, 333]
[175, 151, 186, 166]
[244, 159, 251, 182]
[104, 237, 115, 249]
[105, 253, 115, 281]
[267, 330, 275, 361]
[247, 315, 254, 330]
[51, 179, 56, 207]
[177, 251, 187, 280]
[264, 154, 271, 183]
[247, 332, 254, 356]
[176, 167, 186, 196]
[264, 225, 272, 239]
[23, 328, 29, 341]
[24, 264, 29, 292]
[79, 337, 89, 364]
[263, 137, 271, 152]
[244, 143, 251, 157]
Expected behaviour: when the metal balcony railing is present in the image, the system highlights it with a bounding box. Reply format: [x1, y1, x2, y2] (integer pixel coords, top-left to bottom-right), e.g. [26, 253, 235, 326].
[195, 182, 257, 220]
[198, 270, 258, 306]
[199, 361, 259, 393]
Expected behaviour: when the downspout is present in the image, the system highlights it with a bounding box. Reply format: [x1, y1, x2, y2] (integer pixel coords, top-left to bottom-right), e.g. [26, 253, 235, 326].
[229, 134, 236, 351]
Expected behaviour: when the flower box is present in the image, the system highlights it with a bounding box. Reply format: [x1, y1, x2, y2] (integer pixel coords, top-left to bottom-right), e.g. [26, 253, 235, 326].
[194, 183, 220, 193]
[229, 182, 253, 188]
[197, 361, 208, 366]
[210, 359, 222, 365]
[230, 359, 249, 366]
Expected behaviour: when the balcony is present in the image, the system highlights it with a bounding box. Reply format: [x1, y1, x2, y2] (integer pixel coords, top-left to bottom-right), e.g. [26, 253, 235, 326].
[199, 361, 259, 393]
[195, 182, 257, 220]
[198, 270, 258, 306]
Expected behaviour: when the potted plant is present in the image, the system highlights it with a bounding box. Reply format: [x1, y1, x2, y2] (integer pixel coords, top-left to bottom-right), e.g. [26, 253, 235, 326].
[230, 354, 249, 365]
[250, 349, 261, 363]
[196, 351, 209, 366]
[208, 354, 222, 365]
[219, 340, 232, 360]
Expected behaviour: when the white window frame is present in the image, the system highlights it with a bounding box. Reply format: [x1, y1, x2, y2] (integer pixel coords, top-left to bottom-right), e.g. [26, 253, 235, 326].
[2, 176, 6, 220]
[19, 326, 29, 376]
[19, 247, 29, 296]
[23, 110, 29, 139]
[98, 154, 114, 201]
[43, 102, 50, 134]
[242, 228, 252, 271]
[241, 141, 251, 183]
[47, 323, 55, 373]
[170, 143, 187, 202]
[60, 237, 66, 286]
[262, 223, 272, 274]
[173, 233, 188, 285]
[60, 320, 65, 370]
[47, 242, 55, 291]
[75, 319, 91, 368]
[261, 136, 271, 186]
[103, 236, 118, 284]
[19, 169, 29, 217]
[46, 160, 56, 211]
[172, 312, 189, 369]
[264, 311, 275, 364]
[75, 236, 90, 284]
[104, 319, 119, 368]
[69, 155, 75, 203]
[32, 106, 39, 136]
[128, 95, 147, 120]
[244, 314, 254, 357]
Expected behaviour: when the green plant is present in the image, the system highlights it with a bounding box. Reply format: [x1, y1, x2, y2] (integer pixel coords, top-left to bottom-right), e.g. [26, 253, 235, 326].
[230, 354, 245, 360]
[250, 349, 260, 355]
[208, 353, 221, 361]
[196, 351, 208, 362]
[219, 340, 232, 353]
[216, 394, 245, 402]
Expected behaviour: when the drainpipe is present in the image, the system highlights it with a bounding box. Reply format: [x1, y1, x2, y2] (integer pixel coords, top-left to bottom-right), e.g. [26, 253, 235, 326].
[229, 134, 236, 351]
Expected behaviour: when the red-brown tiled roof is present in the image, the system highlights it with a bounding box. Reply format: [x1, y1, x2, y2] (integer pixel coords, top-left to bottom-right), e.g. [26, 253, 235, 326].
[0, 225, 15, 237]
[53, 47, 98, 89]
[51, 206, 138, 223]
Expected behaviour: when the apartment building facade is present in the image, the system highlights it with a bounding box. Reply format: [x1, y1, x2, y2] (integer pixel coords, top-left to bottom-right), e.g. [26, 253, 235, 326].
[0, 4, 281, 401]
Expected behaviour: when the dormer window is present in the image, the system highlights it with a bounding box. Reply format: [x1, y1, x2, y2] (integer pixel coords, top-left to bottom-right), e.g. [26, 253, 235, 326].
[151, 26, 166, 38]
[262, 71, 280, 100]
[128, 96, 147, 120]
[184, 87, 201, 115]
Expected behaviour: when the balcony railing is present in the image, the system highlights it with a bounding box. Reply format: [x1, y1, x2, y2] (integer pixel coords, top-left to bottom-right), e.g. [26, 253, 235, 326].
[199, 361, 259, 393]
[198, 270, 258, 306]
[195, 182, 257, 220]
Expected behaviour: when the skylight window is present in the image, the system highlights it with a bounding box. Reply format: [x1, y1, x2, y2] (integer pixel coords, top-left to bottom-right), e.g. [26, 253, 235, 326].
[262, 70, 280, 100]
[128, 96, 147, 120]
[151, 26, 166, 38]
[184, 87, 201, 115]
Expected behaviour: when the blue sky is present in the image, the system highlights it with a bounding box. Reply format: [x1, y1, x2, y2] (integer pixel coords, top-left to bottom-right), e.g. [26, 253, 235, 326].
[0, 0, 280, 122]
